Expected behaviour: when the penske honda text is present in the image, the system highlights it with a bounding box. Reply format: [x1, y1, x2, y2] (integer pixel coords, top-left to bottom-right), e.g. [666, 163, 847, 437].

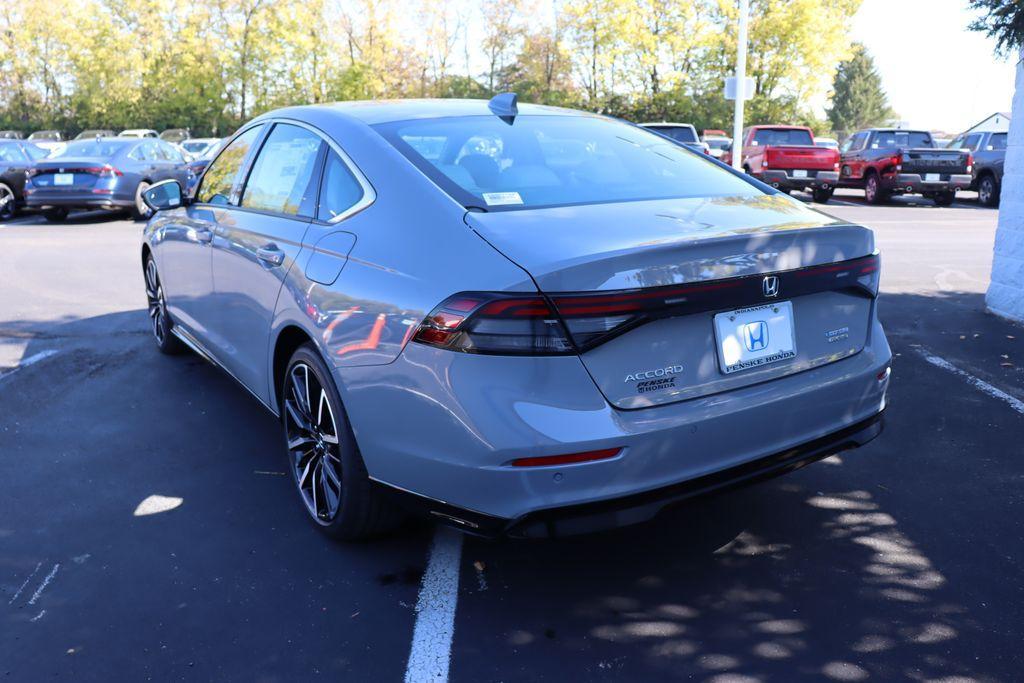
[139, 95, 890, 540]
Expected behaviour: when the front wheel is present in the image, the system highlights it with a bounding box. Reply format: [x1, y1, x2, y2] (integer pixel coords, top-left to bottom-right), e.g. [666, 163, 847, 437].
[933, 191, 955, 207]
[978, 175, 999, 207]
[131, 181, 154, 220]
[811, 188, 834, 203]
[144, 254, 185, 354]
[282, 344, 403, 540]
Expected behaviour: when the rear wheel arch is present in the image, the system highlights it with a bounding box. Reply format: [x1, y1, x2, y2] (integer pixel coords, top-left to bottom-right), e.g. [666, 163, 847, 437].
[272, 325, 319, 414]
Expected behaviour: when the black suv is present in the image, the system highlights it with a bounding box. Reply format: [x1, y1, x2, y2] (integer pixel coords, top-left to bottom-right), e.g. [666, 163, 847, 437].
[949, 130, 1006, 207]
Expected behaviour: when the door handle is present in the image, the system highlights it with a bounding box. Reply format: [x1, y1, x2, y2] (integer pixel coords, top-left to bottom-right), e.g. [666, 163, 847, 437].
[190, 227, 213, 243]
[257, 244, 285, 266]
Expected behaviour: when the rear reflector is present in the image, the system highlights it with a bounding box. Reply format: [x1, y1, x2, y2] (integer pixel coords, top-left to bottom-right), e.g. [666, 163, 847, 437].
[510, 448, 622, 468]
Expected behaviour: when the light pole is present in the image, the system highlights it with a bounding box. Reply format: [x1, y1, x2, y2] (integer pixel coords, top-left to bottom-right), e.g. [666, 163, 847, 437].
[731, 0, 749, 170]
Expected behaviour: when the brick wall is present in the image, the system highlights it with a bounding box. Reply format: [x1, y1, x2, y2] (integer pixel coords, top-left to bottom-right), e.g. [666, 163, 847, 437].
[987, 53, 1024, 322]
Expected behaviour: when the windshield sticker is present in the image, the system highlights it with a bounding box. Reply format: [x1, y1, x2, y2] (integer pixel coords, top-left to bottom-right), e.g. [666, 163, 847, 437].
[482, 191, 523, 206]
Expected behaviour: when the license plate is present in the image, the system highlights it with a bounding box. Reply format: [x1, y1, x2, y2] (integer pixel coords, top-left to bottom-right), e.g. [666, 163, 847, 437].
[925, 173, 941, 182]
[714, 302, 797, 374]
[792, 169, 808, 178]
[53, 173, 74, 186]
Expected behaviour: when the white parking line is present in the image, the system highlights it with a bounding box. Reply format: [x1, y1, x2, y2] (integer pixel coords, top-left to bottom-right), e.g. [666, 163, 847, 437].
[27, 563, 60, 606]
[0, 349, 59, 381]
[404, 526, 464, 683]
[7, 562, 42, 605]
[919, 350, 1024, 416]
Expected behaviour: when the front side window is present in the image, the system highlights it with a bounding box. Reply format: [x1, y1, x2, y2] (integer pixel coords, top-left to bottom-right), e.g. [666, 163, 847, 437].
[317, 149, 365, 221]
[197, 125, 263, 205]
[963, 134, 983, 151]
[241, 123, 323, 216]
[374, 115, 756, 211]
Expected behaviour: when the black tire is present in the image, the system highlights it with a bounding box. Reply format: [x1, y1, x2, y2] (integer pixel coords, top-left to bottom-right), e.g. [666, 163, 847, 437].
[933, 191, 955, 207]
[144, 254, 185, 354]
[44, 208, 69, 222]
[811, 187, 834, 203]
[864, 173, 888, 205]
[130, 181, 154, 220]
[978, 174, 1000, 207]
[281, 344, 404, 540]
[0, 182, 17, 221]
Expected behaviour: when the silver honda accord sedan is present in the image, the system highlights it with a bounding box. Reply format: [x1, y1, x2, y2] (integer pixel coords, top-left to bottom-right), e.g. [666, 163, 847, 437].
[139, 96, 890, 540]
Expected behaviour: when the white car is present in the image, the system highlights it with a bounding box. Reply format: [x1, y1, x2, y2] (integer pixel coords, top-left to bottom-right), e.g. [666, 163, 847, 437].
[119, 129, 159, 139]
[814, 137, 839, 150]
[180, 137, 222, 158]
[702, 135, 732, 159]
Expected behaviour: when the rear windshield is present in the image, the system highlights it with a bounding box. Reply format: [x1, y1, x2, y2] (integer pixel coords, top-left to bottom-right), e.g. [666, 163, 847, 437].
[705, 138, 731, 149]
[646, 125, 698, 143]
[374, 115, 757, 211]
[752, 129, 813, 146]
[871, 131, 932, 149]
[57, 140, 129, 157]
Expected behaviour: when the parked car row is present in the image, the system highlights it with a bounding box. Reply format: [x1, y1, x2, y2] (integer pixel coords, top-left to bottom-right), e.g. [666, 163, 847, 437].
[0, 134, 220, 222]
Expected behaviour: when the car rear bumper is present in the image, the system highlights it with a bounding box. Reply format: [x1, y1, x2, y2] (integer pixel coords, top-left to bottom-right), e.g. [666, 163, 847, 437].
[26, 192, 134, 211]
[758, 170, 839, 191]
[341, 317, 891, 535]
[886, 173, 972, 193]
[378, 408, 884, 538]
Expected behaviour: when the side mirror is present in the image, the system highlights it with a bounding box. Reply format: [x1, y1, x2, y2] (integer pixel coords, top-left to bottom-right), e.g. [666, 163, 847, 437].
[143, 179, 184, 212]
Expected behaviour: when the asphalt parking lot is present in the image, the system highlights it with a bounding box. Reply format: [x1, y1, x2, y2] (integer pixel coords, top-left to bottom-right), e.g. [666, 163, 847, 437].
[1, 190, 1022, 682]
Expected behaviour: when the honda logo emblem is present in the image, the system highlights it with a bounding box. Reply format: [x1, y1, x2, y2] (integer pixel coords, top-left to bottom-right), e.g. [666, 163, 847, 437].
[762, 276, 780, 298]
[743, 321, 770, 352]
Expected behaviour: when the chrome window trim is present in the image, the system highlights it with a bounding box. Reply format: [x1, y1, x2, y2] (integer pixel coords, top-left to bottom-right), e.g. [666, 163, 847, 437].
[267, 117, 376, 224]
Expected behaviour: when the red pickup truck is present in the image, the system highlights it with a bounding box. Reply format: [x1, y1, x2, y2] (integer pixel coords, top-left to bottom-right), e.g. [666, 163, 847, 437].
[723, 125, 840, 203]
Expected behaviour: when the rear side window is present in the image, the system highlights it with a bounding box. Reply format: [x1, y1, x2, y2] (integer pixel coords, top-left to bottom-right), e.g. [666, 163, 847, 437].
[160, 142, 184, 162]
[989, 133, 1007, 151]
[318, 149, 364, 221]
[752, 129, 813, 146]
[241, 123, 323, 216]
[197, 125, 263, 205]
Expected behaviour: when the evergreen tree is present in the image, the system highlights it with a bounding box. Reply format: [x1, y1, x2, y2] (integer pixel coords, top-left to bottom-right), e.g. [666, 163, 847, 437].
[969, 0, 1024, 56]
[827, 44, 896, 137]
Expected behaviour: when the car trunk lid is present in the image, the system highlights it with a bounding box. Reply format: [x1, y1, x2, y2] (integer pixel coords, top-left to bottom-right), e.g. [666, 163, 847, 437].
[466, 195, 878, 409]
[29, 157, 112, 190]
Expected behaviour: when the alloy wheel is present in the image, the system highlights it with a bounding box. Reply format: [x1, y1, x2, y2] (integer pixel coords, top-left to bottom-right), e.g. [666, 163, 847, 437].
[0, 184, 14, 220]
[979, 177, 994, 206]
[144, 257, 167, 345]
[283, 363, 343, 524]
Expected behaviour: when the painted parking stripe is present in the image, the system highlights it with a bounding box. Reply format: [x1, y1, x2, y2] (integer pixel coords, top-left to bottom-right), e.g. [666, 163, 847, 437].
[7, 562, 42, 605]
[0, 349, 59, 381]
[404, 526, 464, 683]
[919, 350, 1024, 416]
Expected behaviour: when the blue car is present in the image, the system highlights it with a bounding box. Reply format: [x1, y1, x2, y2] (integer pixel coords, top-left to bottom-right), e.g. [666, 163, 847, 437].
[25, 137, 193, 221]
[139, 96, 891, 540]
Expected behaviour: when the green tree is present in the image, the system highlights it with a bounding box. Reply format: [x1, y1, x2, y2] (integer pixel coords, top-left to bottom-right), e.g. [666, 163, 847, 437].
[826, 43, 896, 137]
[969, 0, 1024, 55]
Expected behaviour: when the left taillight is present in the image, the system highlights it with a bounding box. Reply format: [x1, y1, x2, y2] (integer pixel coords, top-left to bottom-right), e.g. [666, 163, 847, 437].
[411, 294, 574, 355]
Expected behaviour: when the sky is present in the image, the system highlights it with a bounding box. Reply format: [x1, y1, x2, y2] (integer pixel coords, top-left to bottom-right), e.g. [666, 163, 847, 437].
[850, 0, 1016, 133]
